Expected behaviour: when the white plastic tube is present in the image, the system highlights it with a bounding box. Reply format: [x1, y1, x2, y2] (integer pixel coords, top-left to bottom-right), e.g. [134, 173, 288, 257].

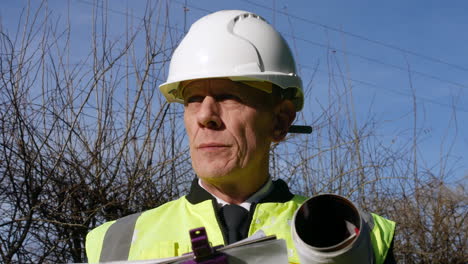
[291, 194, 375, 263]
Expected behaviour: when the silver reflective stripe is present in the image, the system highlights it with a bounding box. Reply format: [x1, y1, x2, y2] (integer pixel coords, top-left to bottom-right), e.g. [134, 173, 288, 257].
[99, 212, 142, 262]
[361, 209, 375, 230]
[360, 210, 376, 263]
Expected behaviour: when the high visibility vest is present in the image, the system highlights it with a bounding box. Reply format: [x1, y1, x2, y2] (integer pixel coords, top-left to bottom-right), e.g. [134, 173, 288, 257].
[86, 180, 395, 264]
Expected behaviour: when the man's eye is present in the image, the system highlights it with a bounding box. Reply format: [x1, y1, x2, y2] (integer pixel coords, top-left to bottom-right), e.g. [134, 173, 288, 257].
[216, 94, 241, 102]
[185, 95, 204, 104]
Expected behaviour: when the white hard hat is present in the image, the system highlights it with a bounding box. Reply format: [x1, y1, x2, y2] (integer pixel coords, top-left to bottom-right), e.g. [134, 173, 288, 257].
[159, 10, 304, 111]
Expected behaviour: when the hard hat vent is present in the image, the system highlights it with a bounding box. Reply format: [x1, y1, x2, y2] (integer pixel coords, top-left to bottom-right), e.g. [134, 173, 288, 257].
[233, 13, 267, 23]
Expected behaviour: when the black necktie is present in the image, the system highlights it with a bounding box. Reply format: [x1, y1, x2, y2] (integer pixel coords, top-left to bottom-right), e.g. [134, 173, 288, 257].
[220, 204, 249, 244]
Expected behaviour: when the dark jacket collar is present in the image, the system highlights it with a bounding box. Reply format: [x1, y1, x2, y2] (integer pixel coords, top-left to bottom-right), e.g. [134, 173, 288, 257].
[185, 177, 294, 205]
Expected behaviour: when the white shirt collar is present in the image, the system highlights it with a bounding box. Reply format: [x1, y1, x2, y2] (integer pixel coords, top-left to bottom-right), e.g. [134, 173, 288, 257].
[198, 178, 273, 211]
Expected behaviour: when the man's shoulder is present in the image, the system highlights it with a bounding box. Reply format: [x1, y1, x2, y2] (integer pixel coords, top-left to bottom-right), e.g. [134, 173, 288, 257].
[88, 196, 188, 238]
[137, 195, 193, 220]
[291, 194, 308, 204]
[86, 196, 194, 262]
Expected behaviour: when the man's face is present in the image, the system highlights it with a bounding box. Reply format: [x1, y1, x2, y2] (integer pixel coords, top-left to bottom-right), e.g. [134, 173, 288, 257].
[183, 79, 275, 182]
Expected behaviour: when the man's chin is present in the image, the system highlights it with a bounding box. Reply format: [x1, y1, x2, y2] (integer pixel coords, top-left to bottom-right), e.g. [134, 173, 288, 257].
[192, 160, 237, 178]
[196, 169, 239, 184]
[197, 172, 230, 180]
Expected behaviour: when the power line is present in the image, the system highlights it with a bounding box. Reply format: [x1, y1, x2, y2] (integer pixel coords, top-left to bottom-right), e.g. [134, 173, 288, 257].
[173, 0, 467, 90]
[289, 35, 468, 89]
[172, 0, 212, 13]
[73, 0, 467, 113]
[300, 64, 468, 113]
[238, 0, 468, 73]
[75, 0, 183, 33]
[78, 0, 468, 83]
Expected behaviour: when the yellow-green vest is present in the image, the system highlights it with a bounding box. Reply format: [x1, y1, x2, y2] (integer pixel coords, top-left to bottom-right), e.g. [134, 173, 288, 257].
[86, 194, 395, 264]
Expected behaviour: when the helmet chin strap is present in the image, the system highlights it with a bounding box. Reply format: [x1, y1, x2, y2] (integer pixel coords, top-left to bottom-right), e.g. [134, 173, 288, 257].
[288, 125, 312, 134]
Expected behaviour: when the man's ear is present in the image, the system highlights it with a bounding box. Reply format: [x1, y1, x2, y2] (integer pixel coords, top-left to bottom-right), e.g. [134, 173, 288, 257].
[272, 100, 296, 142]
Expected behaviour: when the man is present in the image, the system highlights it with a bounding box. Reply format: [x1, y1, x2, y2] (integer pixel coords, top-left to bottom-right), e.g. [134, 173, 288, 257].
[86, 10, 395, 264]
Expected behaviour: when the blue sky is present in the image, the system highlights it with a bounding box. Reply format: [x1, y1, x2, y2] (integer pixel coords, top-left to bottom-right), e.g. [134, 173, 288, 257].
[2, 0, 467, 182]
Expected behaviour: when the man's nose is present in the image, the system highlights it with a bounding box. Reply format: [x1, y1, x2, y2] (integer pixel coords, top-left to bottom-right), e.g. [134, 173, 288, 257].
[197, 96, 222, 129]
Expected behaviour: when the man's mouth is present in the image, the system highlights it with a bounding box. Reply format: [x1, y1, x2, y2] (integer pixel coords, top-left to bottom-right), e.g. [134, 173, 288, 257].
[197, 143, 229, 150]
